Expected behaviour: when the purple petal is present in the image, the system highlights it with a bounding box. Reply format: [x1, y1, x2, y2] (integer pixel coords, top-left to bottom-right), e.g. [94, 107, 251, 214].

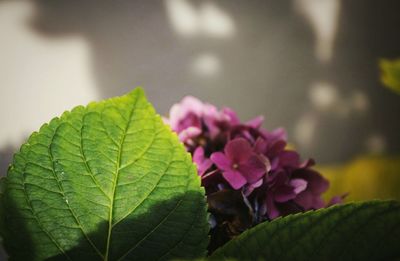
[254, 137, 268, 154]
[257, 154, 272, 173]
[253, 178, 263, 188]
[290, 178, 308, 194]
[268, 170, 288, 185]
[294, 190, 313, 210]
[210, 152, 232, 171]
[178, 113, 202, 131]
[267, 140, 287, 158]
[239, 129, 256, 144]
[326, 193, 348, 207]
[266, 192, 280, 219]
[239, 154, 267, 183]
[274, 185, 297, 203]
[243, 178, 263, 196]
[279, 150, 301, 168]
[225, 138, 253, 163]
[302, 170, 329, 194]
[269, 157, 280, 171]
[300, 158, 316, 168]
[222, 169, 247, 189]
[312, 197, 325, 209]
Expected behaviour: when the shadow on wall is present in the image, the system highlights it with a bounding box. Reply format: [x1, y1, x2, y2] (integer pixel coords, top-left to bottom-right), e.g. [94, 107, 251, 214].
[1, 0, 400, 177]
[0, 0, 315, 173]
[29, 0, 316, 110]
[319, 0, 400, 162]
[28, 0, 400, 164]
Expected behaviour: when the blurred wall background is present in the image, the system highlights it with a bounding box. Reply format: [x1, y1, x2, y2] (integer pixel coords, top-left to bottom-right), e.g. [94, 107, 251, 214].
[1, 0, 400, 172]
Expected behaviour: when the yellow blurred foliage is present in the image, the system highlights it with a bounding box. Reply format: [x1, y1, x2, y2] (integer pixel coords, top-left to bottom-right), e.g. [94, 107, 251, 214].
[317, 155, 400, 202]
[379, 58, 400, 95]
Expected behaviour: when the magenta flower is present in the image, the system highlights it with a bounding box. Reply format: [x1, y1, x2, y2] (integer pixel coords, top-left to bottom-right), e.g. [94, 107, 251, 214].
[164, 95, 343, 252]
[210, 138, 268, 190]
[164, 95, 342, 252]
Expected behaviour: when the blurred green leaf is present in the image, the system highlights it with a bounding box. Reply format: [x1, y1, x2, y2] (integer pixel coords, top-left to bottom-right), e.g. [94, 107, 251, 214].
[210, 200, 400, 261]
[379, 58, 400, 94]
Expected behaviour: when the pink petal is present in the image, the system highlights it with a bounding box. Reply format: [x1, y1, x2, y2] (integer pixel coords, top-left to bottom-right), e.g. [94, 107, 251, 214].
[169, 96, 204, 132]
[221, 107, 240, 125]
[222, 170, 247, 189]
[193, 147, 204, 164]
[180, 96, 204, 116]
[193, 147, 212, 176]
[225, 138, 253, 163]
[246, 115, 264, 129]
[169, 104, 183, 131]
[178, 127, 201, 142]
[162, 116, 170, 125]
[203, 104, 220, 138]
[262, 127, 287, 144]
[269, 127, 288, 141]
[210, 152, 232, 171]
[199, 160, 213, 176]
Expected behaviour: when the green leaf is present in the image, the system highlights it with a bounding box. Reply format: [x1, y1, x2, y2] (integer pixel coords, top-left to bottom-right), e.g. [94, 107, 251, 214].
[379, 58, 400, 95]
[0, 88, 209, 261]
[210, 200, 400, 261]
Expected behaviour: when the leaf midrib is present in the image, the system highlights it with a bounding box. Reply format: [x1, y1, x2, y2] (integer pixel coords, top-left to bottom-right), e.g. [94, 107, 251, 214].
[104, 98, 138, 261]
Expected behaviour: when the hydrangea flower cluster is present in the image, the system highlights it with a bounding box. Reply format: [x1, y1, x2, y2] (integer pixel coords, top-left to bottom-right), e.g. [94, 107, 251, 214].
[164, 96, 340, 250]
